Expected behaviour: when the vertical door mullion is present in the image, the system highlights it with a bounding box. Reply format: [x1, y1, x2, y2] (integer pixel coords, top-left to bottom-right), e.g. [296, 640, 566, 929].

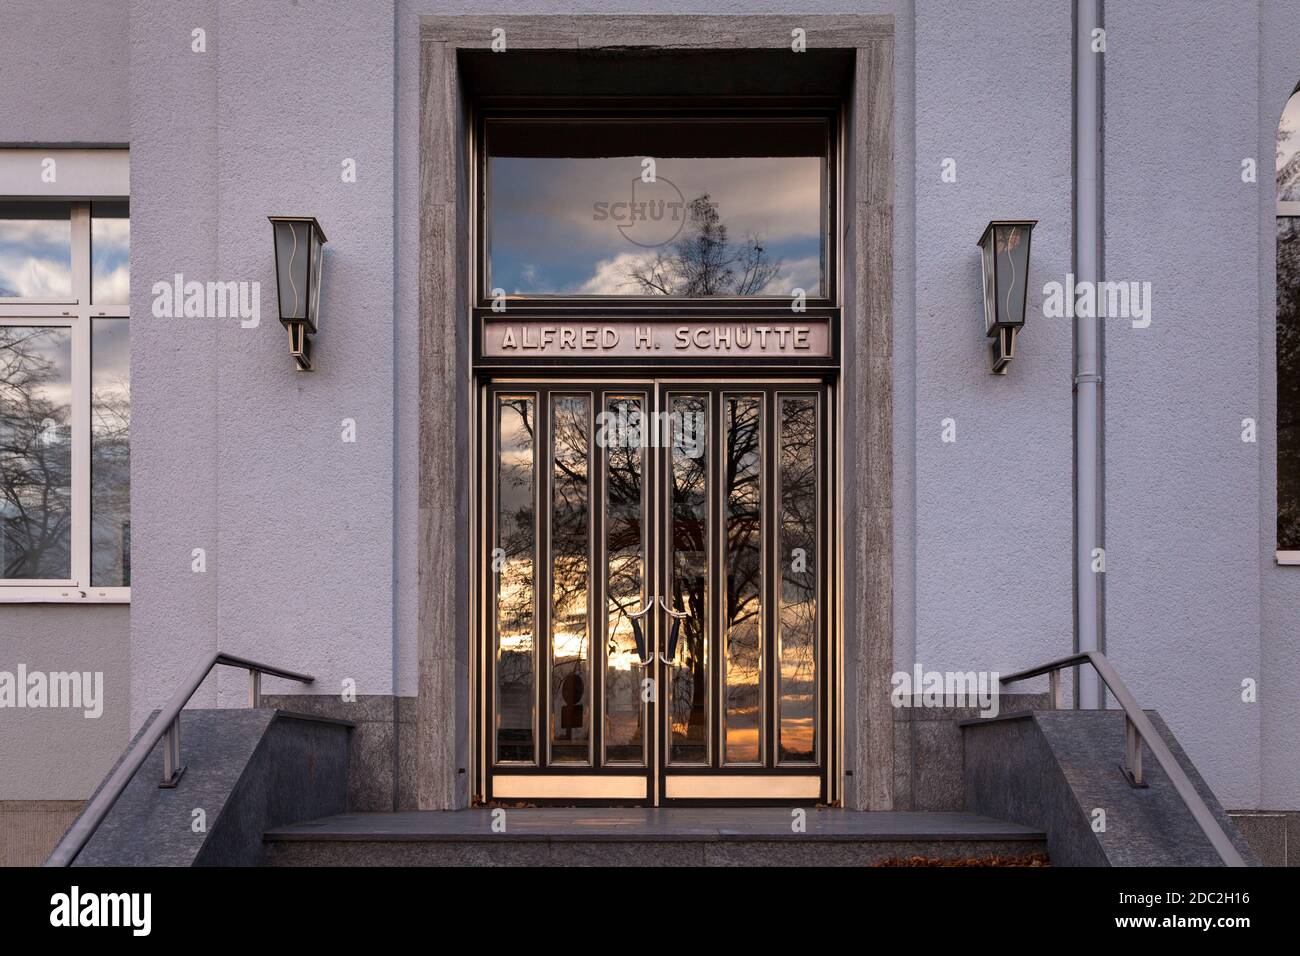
[658, 384, 666, 801]
[821, 384, 832, 791]
[819, 385, 829, 780]
[592, 388, 604, 771]
[584, 390, 597, 767]
[765, 388, 778, 769]
[479, 385, 490, 793]
[537, 388, 550, 770]
[490, 387, 501, 769]
[71, 203, 90, 589]
[651, 383, 663, 803]
[711, 387, 723, 772]
[589, 388, 599, 768]
[484, 387, 493, 781]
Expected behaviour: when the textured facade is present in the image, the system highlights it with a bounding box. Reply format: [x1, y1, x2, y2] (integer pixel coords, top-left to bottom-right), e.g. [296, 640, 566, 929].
[1, 1, 1297, 861]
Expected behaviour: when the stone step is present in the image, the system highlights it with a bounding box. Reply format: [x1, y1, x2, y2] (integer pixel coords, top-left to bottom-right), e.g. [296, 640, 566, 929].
[962, 709, 1259, 866]
[262, 809, 1048, 866]
[65, 709, 352, 867]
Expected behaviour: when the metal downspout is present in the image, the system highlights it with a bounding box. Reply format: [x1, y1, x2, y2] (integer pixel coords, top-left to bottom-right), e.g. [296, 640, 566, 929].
[1074, 0, 1106, 708]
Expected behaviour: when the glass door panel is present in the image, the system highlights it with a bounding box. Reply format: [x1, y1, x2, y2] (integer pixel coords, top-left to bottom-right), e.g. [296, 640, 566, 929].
[549, 394, 592, 764]
[777, 395, 819, 763]
[666, 393, 709, 766]
[722, 393, 764, 765]
[489, 383, 654, 797]
[603, 393, 649, 765]
[494, 394, 537, 764]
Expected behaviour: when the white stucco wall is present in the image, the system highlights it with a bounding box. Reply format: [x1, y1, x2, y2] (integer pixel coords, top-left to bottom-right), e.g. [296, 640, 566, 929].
[1259, 0, 1300, 812]
[0, 0, 132, 799]
[0, 607, 129, 799]
[909, 0, 1074, 684]
[127, 0, 397, 725]
[0, 0, 129, 145]
[1102, 0, 1300, 811]
[1103, 1, 1264, 808]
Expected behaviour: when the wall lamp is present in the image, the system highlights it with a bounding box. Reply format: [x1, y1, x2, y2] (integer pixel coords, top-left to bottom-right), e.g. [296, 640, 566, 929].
[269, 216, 327, 371]
[977, 219, 1036, 375]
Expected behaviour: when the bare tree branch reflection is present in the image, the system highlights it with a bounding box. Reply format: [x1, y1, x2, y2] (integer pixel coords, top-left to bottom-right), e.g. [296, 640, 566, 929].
[1278, 219, 1300, 548]
[627, 195, 781, 297]
[778, 397, 817, 761]
[550, 397, 591, 760]
[495, 397, 536, 760]
[1279, 101, 1300, 547]
[669, 395, 709, 762]
[0, 327, 71, 578]
[723, 396, 762, 762]
[604, 396, 647, 762]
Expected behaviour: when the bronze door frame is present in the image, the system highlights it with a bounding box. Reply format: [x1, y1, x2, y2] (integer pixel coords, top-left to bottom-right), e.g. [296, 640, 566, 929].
[476, 376, 836, 806]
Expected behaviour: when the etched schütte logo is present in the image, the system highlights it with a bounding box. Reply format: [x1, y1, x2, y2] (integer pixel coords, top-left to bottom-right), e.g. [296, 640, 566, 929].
[592, 176, 712, 249]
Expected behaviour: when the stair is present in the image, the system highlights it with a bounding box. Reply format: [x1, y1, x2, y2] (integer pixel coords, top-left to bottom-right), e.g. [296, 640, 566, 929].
[262, 808, 1047, 866]
[66, 708, 352, 866]
[53, 654, 1252, 867]
[962, 709, 1258, 867]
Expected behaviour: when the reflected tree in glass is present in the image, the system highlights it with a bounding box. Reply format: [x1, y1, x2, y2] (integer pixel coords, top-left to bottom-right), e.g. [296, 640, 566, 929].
[669, 395, 709, 764]
[0, 327, 72, 579]
[1278, 218, 1300, 549]
[723, 395, 763, 763]
[627, 196, 781, 297]
[550, 395, 591, 763]
[778, 397, 817, 762]
[496, 397, 537, 762]
[1278, 95, 1300, 547]
[605, 395, 646, 764]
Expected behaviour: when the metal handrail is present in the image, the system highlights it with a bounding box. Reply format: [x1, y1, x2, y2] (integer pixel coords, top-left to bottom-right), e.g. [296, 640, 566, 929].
[1000, 651, 1246, 867]
[44, 651, 314, 867]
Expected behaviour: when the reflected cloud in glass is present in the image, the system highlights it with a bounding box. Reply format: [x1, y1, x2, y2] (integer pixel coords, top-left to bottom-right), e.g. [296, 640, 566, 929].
[487, 119, 827, 297]
[0, 202, 73, 298]
[91, 319, 130, 586]
[0, 326, 73, 578]
[92, 202, 130, 306]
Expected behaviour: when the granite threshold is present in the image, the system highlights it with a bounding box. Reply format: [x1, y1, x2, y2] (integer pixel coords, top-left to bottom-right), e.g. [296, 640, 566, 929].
[264, 809, 1045, 844]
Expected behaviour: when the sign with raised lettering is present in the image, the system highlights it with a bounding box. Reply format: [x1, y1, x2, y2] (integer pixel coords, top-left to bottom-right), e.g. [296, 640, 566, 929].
[480, 319, 833, 360]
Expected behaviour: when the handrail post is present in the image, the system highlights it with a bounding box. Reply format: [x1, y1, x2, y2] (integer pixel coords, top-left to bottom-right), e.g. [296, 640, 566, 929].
[1049, 670, 1063, 709]
[1122, 714, 1146, 787]
[160, 715, 185, 788]
[249, 669, 262, 708]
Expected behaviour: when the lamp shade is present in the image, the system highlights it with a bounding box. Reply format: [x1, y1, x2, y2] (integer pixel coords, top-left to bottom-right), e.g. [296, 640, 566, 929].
[977, 220, 1036, 335]
[269, 216, 327, 334]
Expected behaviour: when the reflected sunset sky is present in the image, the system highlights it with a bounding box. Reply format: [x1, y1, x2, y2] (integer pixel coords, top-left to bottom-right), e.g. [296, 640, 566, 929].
[488, 155, 824, 295]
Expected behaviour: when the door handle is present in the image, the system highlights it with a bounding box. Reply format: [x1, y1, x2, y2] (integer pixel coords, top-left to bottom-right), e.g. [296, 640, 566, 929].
[626, 599, 654, 666]
[657, 595, 689, 665]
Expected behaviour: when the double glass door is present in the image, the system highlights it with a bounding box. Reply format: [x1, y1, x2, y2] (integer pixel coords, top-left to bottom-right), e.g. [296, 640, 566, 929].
[480, 379, 831, 805]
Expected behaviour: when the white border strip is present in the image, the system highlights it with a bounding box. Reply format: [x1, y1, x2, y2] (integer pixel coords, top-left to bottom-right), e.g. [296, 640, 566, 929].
[492, 775, 648, 800]
[0, 149, 128, 198]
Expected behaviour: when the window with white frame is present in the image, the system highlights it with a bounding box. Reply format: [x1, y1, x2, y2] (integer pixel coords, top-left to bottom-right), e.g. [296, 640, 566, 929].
[1279, 88, 1300, 561]
[0, 183, 129, 599]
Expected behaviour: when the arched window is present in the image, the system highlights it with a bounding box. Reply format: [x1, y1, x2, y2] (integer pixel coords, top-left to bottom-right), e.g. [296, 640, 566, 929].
[1277, 86, 1300, 557]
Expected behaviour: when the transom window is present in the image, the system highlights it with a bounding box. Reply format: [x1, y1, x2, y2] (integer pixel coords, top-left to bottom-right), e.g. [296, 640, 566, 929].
[481, 112, 834, 302]
[0, 197, 130, 598]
